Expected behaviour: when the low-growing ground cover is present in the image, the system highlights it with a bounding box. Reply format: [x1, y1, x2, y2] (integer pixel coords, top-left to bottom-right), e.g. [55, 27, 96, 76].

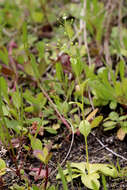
[0, 0, 127, 189]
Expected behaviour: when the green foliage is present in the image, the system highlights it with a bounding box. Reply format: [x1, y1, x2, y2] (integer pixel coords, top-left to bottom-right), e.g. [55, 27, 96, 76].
[47, 185, 58, 190]
[58, 164, 68, 190]
[12, 89, 21, 110]
[32, 11, 44, 23]
[57, 162, 118, 190]
[85, 0, 105, 44]
[0, 0, 127, 189]
[86, 60, 127, 107]
[55, 62, 64, 82]
[71, 57, 84, 78]
[101, 175, 108, 190]
[91, 116, 103, 128]
[30, 135, 43, 151]
[0, 159, 6, 176]
[64, 20, 74, 40]
[79, 120, 91, 138]
[0, 48, 9, 65]
[103, 111, 127, 131]
[0, 76, 10, 105]
[10, 184, 25, 190]
[30, 132, 52, 165]
[33, 148, 52, 165]
[4, 118, 27, 134]
[30, 54, 40, 80]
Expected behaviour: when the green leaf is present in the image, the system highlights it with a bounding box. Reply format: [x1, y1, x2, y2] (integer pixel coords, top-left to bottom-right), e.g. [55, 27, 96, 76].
[47, 185, 57, 190]
[9, 108, 19, 120]
[10, 184, 25, 190]
[121, 79, 127, 98]
[30, 54, 40, 79]
[22, 22, 28, 51]
[0, 48, 9, 65]
[24, 61, 35, 76]
[5, 118, 22, 134]
[66, 173, 81, 182]
[0, 76, 10, 105]
[119, 115, 127, 121]
[55, 62, 64, 82]
[45, 127, 57, 134]
[69, 3, 81, 18]
[103, 121, 116, 128]
[81, 173, 100, 190]
[0, 159, 6, 176]
[70, 162, 86, 173]
[115, 81, 122, 97]
[89, 80, 114, 101]
[12, 90, 21, 109]
[33, 143, 52, 164]
[98, 164, 118, 178]
[31, 138, 42, 151]
[91, 116, 103, 128]
[36, 41, 45, 60]
[109, 101, 117, 110]
[119, 60, 125, 81]
[23, 90, 36, 104]
[88, 163, 118, 178]
[58, 165, 68, 190]
[32, 185, 40, 190]
[121, 122, 127, 133]
[38, 62, 47, 77]
[32, 11, 44, 23]
[109, 112, 119, 121]
[2, 104, 10, 116]
[69, 101, 83, 111]
[79, 120, 91, 138]
[101, 175, 108, 190]
[65, 21, 74, 39]
[71, 57, 84, 77]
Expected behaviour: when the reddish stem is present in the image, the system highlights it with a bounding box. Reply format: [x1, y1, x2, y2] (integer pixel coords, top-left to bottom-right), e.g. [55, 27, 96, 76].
[0, 177, 4, 188]
[38, 162, 43, 176]
[39, 83, 71, 131]
[44, 165, 48, 190]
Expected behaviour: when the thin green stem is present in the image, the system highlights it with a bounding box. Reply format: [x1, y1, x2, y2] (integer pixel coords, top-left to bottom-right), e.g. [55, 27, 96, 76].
[85, 136, 89, 175]
[77, 77, 85, 120]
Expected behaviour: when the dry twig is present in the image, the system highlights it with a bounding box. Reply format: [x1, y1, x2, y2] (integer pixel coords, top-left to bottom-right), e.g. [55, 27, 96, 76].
[118, 0, 124, 49]
[91, 132, 127, 161]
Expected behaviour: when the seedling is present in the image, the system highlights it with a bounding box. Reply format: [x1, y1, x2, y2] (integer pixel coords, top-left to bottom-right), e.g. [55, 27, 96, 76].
[57, 161, 118, 190]
[56, 115, 118, 189]
[30, 134, 52, 190]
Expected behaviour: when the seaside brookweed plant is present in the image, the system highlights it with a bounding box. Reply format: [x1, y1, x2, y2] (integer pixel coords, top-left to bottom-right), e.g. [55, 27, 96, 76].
[57, 119, 118, 190]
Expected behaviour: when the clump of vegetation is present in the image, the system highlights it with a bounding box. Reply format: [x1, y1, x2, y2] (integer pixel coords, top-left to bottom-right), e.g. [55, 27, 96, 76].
[0, 0, 127, 189]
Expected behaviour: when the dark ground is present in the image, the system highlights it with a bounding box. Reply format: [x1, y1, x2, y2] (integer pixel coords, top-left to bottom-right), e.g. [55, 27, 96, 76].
[1, 124, 127, 189]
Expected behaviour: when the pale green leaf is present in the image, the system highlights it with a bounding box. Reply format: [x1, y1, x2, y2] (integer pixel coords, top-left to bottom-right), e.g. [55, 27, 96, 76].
[70, 162, 86, 173]
[91, 116, 103, 128]
[12, 91, 21, 109]
[31, 138, 42, 151]
[103, 121, 116, 128]
[79, 120, 91, 138]
[109, 112, 119, 121]
[32, 11, 44, 23]
[0, 159, 6, 176]
[81, 173, 100, 190]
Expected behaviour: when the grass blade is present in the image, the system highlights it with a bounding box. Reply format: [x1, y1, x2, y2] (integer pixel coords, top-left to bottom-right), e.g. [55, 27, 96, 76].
[58, 164, 68, 190]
